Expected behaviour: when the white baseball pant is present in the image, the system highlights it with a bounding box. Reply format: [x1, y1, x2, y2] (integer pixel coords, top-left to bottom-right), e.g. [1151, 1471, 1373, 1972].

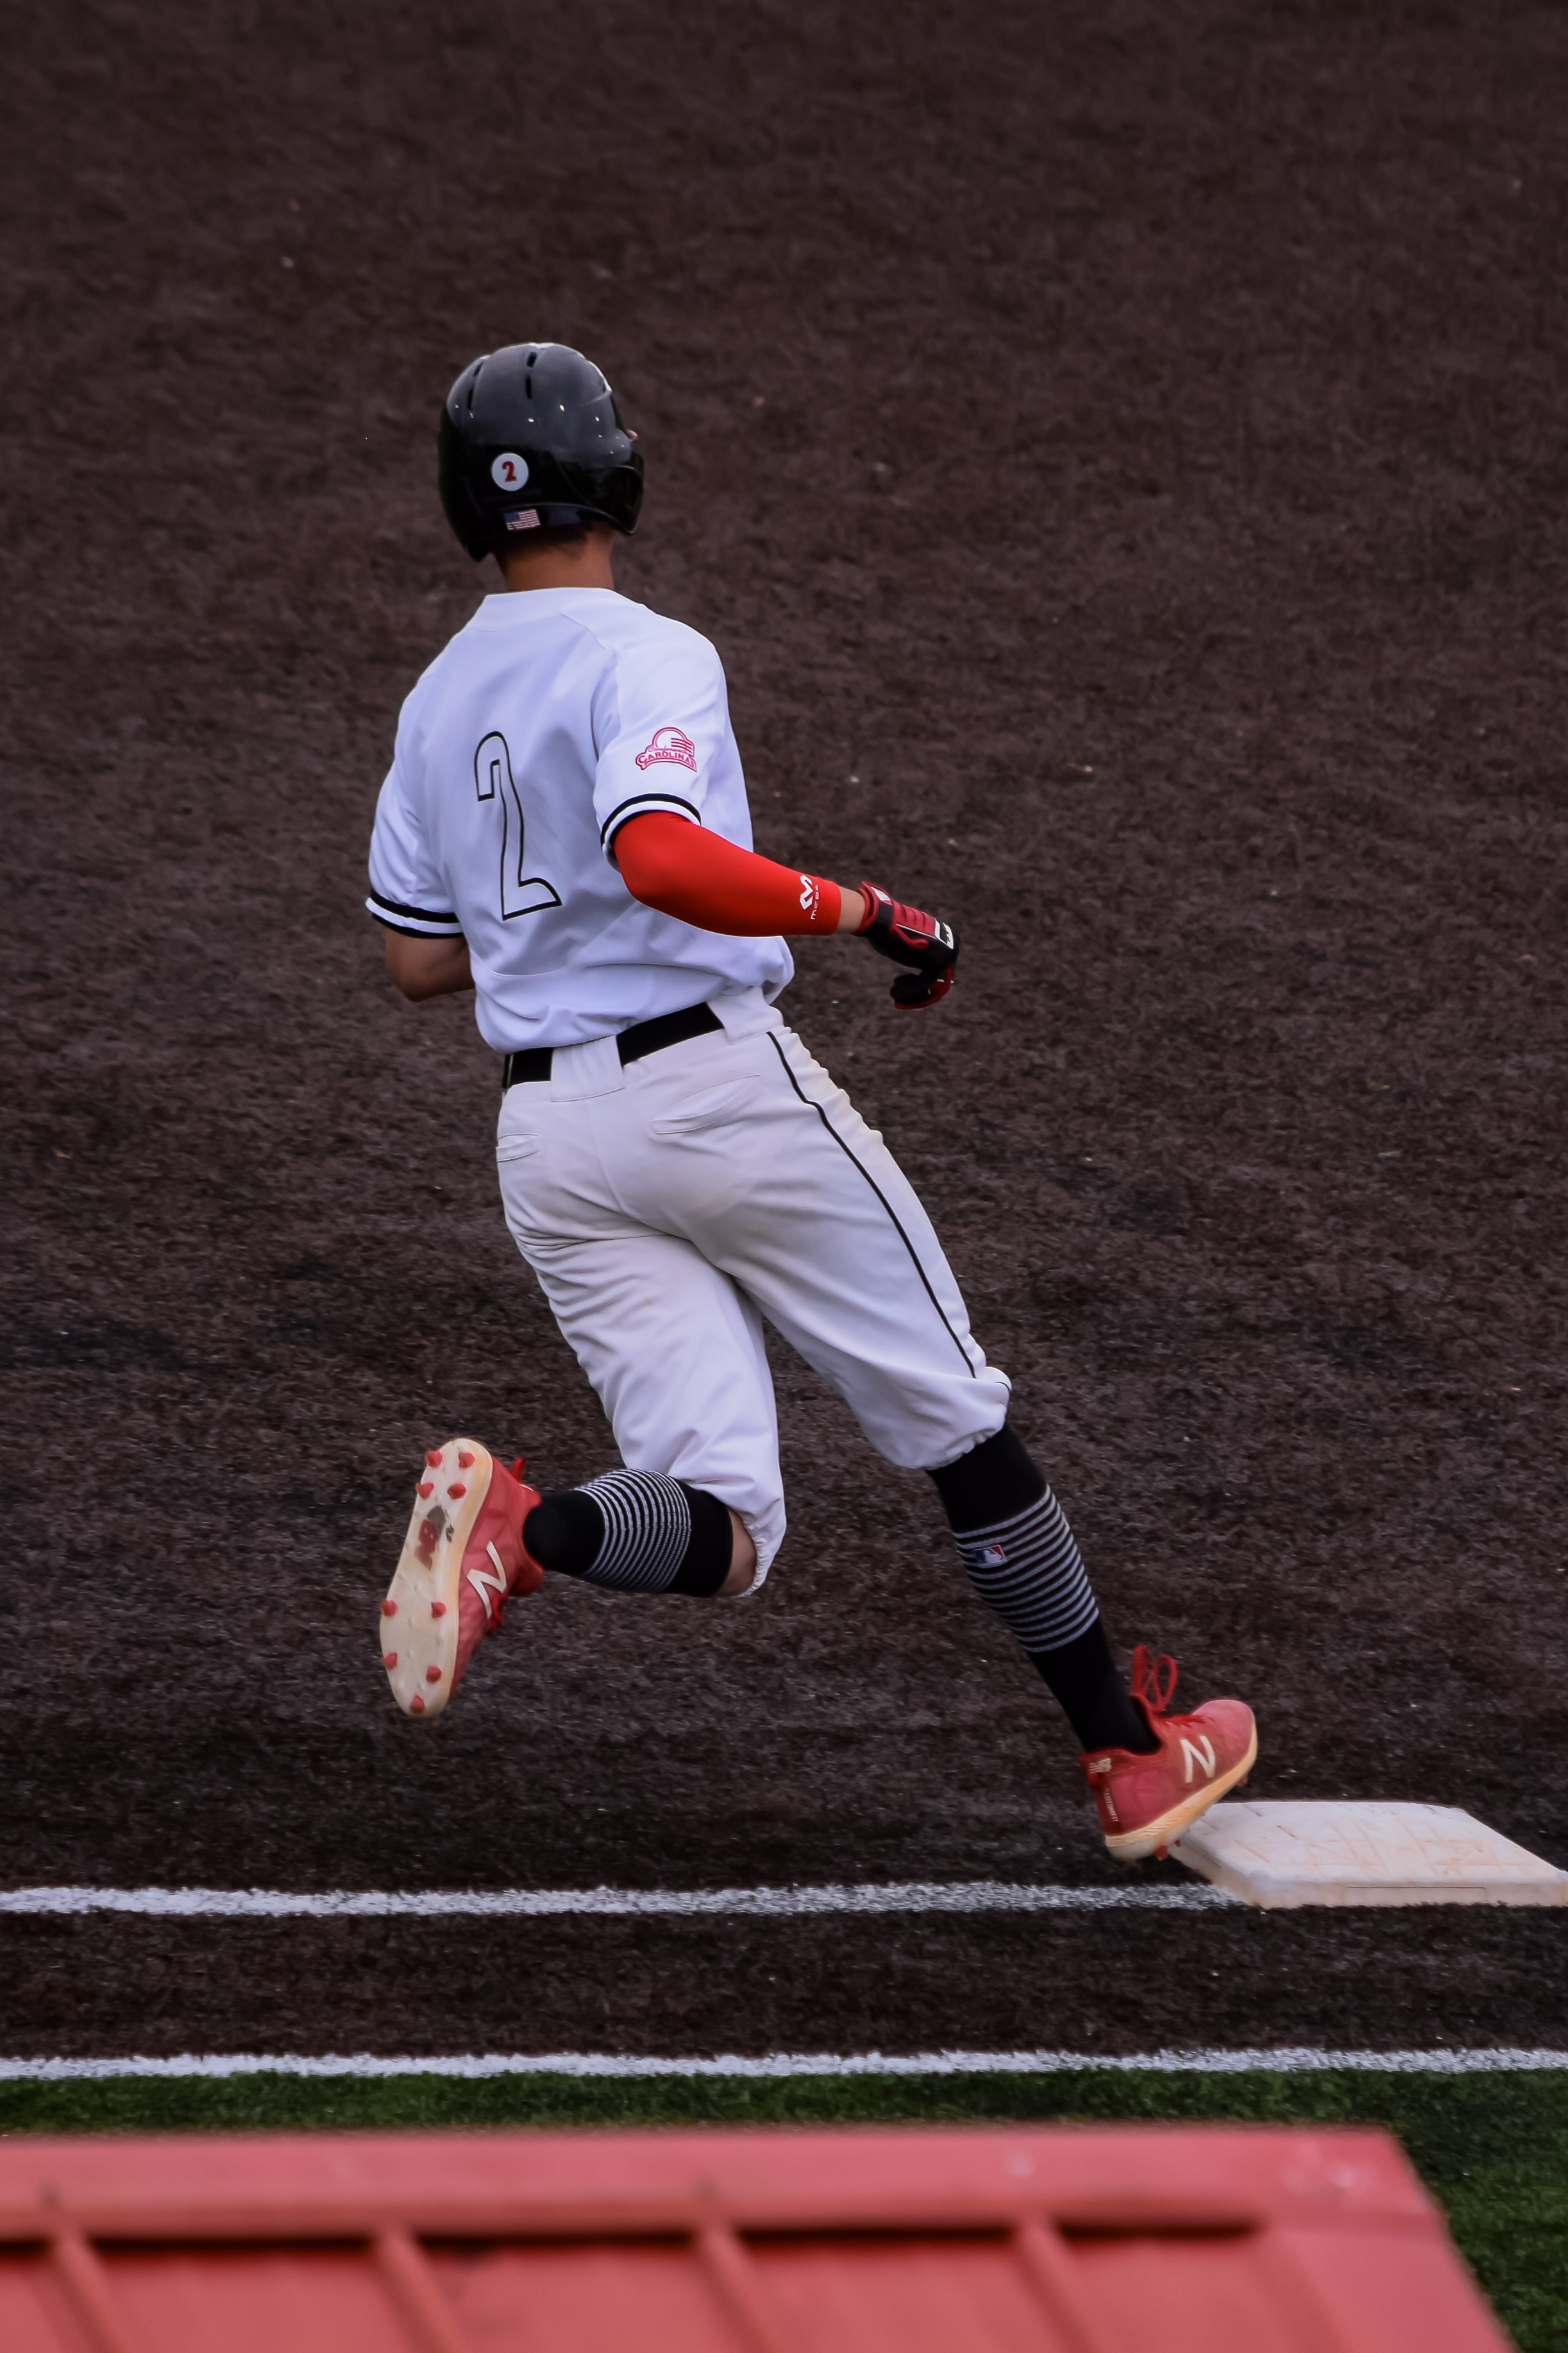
[494, 992, 1011, 1589]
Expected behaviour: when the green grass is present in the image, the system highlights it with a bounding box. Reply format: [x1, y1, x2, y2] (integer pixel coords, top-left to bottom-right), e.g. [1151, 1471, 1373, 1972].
[2, 2069, 1561, 2350]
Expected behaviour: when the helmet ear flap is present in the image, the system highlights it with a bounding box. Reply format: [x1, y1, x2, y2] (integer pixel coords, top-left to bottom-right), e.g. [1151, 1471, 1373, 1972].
[457, 491, 498, 563]
[612, 466, 645, 536]
[438, 403, 503, 561]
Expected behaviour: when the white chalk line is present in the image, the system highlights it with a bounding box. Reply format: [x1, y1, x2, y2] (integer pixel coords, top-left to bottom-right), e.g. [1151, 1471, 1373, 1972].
[0, 1880, 1235, 1920]
[1, 2049, 1564, 2081]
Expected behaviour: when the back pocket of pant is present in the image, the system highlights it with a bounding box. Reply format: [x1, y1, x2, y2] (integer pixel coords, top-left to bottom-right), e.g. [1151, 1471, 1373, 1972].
[648, 1076, 763, 1137]
[496, 1134, 543, 1164]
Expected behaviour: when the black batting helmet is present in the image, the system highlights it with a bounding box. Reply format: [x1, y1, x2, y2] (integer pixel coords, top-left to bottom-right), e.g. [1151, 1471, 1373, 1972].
[438, 342, 644, 560]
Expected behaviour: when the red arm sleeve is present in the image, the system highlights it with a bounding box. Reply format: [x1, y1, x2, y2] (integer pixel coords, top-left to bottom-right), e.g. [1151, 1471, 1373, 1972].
[614, 811, 845, 936]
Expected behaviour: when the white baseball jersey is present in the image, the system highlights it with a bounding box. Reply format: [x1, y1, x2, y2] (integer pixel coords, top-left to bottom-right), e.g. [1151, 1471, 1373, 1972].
[367, 587, 793, 1051]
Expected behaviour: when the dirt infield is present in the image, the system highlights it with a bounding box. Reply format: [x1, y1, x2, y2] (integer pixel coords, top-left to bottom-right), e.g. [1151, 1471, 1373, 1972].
[3, 0, 1565, 2059]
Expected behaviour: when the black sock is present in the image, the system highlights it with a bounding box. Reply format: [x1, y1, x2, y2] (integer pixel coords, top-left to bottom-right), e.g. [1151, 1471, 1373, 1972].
[930, 1425, 1158, 1753]
[523, 1474, 733, 1597]
[666, 1485, 734, 1595]
[1029, 1620, 1158, 1754]
[929, 1423, 1043, 1524]
[521, 1488, 603, 1574]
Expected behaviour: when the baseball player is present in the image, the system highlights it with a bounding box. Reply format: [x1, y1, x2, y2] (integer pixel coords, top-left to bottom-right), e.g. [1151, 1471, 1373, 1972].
[367, 341, 1255, 1861]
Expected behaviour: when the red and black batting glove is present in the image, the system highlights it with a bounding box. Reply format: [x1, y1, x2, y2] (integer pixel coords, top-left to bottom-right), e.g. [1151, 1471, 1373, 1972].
[856, 883, 959, 1009]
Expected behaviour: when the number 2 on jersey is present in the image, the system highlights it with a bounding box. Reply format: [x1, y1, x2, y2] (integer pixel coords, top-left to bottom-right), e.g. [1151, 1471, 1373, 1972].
[475, 731, 562, 920]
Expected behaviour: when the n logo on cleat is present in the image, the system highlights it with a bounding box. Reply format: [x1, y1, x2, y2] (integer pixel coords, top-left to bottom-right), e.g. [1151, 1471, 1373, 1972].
[1180, 1735, 1217, 1785]
[467, 1544, 509, 1621]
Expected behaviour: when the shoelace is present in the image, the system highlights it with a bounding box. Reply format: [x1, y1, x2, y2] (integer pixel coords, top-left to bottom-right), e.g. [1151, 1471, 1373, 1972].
[1130, 1642, 1179, 1717]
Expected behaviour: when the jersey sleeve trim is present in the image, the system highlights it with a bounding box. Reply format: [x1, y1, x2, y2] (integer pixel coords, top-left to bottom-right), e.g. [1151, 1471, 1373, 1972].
[600, 791, 703, 851]
[366, 885, 466, 938]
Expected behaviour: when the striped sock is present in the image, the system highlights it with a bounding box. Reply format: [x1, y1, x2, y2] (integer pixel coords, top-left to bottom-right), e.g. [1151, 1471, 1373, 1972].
[576, 1470, 693, 1593]
[932, 1427, 1156, 1752]
[523, 1475, 733, 1597]
[952, 1486, 1099, 1652]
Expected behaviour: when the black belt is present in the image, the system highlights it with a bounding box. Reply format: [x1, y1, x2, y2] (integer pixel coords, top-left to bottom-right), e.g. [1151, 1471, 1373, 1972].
[502, 1001, 723, 1091]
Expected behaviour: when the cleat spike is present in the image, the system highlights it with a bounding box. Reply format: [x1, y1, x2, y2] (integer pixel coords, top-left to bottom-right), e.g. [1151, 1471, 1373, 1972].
[425, 1663, 442, 1683]
[431, 1601, 446, 1617]
[410, 1695, 425, 1715]
[448, 1482, 467, 1499]
[425, 1450, 443, 1468]
[417, 1480, 434, 1498]
[380, 1598, 397, 1617]
[457, 1449, 475, 1468]
[382, 1652, 397, 1669]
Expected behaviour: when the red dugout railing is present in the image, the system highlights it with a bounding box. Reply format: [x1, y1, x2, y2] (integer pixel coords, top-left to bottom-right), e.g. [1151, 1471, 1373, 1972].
[0, 2123, 1507, 2350]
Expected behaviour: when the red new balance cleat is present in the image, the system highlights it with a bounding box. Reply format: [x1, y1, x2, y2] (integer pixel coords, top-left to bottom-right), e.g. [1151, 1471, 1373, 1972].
[378, 1440, 543, 1720]
[1079, 1645, 1258, 1863]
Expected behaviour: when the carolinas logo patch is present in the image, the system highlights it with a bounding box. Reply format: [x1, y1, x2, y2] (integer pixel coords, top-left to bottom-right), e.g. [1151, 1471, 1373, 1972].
[634, 725, 698, 774]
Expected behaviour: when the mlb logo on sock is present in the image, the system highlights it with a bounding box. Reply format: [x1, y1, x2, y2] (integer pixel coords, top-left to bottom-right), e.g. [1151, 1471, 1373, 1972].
[966, 1540, 1007, 1568]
